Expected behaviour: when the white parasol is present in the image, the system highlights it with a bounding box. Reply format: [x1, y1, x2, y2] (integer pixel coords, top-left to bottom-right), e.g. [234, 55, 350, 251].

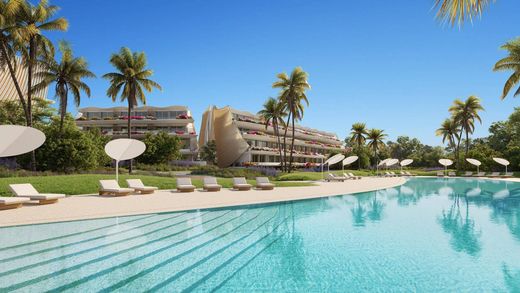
[0, 125, 46, 157]
[466, 158, 482, 173]
[342, 155, 358, 171]
[105, 139, 146, 181]
[439, 159, 453, 176]
[493, 157, 510, 173]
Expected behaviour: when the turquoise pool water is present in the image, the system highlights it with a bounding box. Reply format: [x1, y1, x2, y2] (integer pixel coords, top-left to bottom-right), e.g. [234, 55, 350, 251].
[0, 178, 520, 292]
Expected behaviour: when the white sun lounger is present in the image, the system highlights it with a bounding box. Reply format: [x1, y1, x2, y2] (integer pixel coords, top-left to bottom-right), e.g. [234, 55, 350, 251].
[325, 173, 346, 182]
[475, 172, 486, 177]
[348, 172, 362, 179]
[9, 184, 65, 204]
[463, 171, 473, 177]
[502, 172, 514, 178]
[176, 177, 196, 192]
[0, 197, 30, 210]
[343, 173, 355, 180]
[437, 171, 444, 177]
[256, 177, 275, 190]
[405, 171, 415, 176]
[99, 180, 133, 196]
[233, 177, 252, 190]
[203, 177, 222, 192]
[448, 171, 456, 177]
[488, 172, 500, 178]
[126, 179, 158, 194]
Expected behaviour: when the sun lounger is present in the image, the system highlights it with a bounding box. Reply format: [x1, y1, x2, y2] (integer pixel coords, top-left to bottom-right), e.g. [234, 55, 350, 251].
[475, 172, 485, 177]
[463, 171, 473, 177]
[405, 171, 415, 176]
[437, 171, 444, 177]
[126, 179, 158, 194]
[203, 177, 222, 191]
[390, 172, 398, 177]
[448, 171, 456, 177]
[99, 180, 133, 196]
[400, 171, 408, 177]
[9, 184, 66, 204]
[325, 173, 346, 182]
[176, 177, 196, 192]
[256, 177, 275, 190]
[384, 172, 394, 177]
[488, 172, 500, 178]
[348, 172, 362, 179]
[0, 197, 30, 210]
[502, 172, 514, 178]
[233, 177, 252, 190]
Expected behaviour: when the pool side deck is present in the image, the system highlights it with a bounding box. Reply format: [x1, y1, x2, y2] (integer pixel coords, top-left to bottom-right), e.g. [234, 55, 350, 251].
[0, 177, 405, 227]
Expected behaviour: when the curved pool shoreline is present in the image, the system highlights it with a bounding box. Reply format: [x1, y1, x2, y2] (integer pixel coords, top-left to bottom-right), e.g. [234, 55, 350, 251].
[0, 177, 405, 227]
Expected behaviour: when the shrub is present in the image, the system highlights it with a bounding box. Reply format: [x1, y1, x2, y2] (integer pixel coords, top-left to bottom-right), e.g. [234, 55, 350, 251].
[277, 174, 315, 181]
[137, 132, 181, 165]
[190, 165, 264, 179]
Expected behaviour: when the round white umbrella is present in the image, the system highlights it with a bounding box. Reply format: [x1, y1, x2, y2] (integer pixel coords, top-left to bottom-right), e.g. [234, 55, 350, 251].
[493, 157, 510, 173]
[439, 159, 453, 176]
[0, 125, 46, 157]
[378, 158, 390, 167]
[385, 158, 399, 167]
[321, 153, 345, 177]
[466, 158, 481, 173]
[400, 158, 413, 172]
[342, 155, 358, 171]
[105, 139, 146, 181]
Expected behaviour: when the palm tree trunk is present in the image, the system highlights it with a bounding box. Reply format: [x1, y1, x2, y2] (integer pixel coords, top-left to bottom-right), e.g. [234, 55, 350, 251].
[28, 38, 36, 171]
[275, 121, 283, 170]
[282, 114, 291, 172]
[289, 114, 296, 173]
[59, 87, 67, 133]
[455, 129, 463, 170]
[0, 40, 29, 123]
[357, 143, 362, 170]
[127, 100, 133, 174]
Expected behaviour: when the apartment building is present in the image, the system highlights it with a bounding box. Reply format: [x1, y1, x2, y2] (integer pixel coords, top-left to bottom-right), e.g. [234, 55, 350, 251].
[76, 105, 198, 160]
[199, 106, 347, 168]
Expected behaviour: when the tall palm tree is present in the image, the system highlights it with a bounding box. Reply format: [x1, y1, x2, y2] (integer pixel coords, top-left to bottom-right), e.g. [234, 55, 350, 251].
[436, 118, 460, 155]
[434, 0, 493, 26]
[33, 41, 95, 132]
[272, 67, 310, 172]
[349, 122, 368, 169]
[103, 47, 162, 173]
[493, 37, 520, 100]
[0, 0, 28, 123]
[449, 96, 484, 166]
[258, 97, 287, 170]
[366, 128, 386, 169]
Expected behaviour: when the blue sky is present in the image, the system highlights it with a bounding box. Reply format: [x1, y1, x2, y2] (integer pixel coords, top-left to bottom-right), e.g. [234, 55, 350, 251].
[46, 0, 520, 145]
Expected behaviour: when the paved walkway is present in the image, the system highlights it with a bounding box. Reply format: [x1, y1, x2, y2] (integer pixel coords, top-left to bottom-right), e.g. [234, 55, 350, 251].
[0, 177, 405, 227]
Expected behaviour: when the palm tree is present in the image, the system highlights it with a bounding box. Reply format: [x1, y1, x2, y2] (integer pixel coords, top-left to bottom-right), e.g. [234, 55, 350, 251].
[366, 128, 386, 170]
[434, 0, 493, 26]
[436, 118, 460, 155]
[493, 37, 520, 100]
[449, 96, 484, 166]
[15, 0, 68, 127]
[272, 67, 310, 172]
[258, 97, 287, 170]
[349, 122, 368, 169]
[0, 0, 28, 123]
[103, 47, 162, 173]
[33, 41, 95, 132]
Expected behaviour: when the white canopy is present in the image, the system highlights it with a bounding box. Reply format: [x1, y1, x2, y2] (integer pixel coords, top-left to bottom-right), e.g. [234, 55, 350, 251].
[325, 154, 345, 166]
[378, 158, 390, 167]
[105, 139, 146, 181]
[342, 156, 358, 166]
[493, 157, 510, 173]
[439, 159, 453, 167]
[400, 159, 413, 167]
[385, 158, 399, 167]
[493, 157, 510, 166]
[0, 125, 45, 157]
[466, 158, 481, 166]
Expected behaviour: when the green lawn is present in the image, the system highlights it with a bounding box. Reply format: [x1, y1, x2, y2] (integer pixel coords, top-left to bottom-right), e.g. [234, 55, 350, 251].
[0, 174, 314, 197]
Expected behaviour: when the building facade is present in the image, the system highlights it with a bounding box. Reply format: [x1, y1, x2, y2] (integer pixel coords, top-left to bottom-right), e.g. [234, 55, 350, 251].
[76, 105, 198, 160]
[199, 106, 347, 168]
[0, 57, 48, 101]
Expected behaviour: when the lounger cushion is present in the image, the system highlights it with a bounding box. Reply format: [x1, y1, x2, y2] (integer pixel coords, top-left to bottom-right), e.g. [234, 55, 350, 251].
[17, 194, 65, 200]
[257, 183, 275, 188]
[0, 197, 30, 204]
[9, 184, 39, 196]
[178, 185, 196, 190]
[204, 184, 222, 189]
[234, 184, 252, 188]
[133, 186, 158, 191]
[100, 188, 133, 193]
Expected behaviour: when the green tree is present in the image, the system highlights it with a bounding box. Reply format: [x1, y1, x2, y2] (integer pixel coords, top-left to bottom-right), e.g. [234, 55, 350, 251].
[0, 97, 53, 126]
[199, 140, 217, 165]
[272, 67, 310, 172]
[15, 0, 68, 169]
[138, 131, 181, 165]
[436, 118, 460, 159]
[494, 37, 520, 100]
[366, 128, 387, 168]
[349, 122, 368, 169]
[103, 47, 162, 173]
[33, 41, 95, 132]
[449, 96, 484, 168]
[258, 97, 287, 169]
[32, 115, 107, 172]
[387, 136, 422, 160]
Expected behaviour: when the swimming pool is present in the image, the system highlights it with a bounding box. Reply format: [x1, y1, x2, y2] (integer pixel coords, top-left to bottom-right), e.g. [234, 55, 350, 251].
[0, 178, 519, 292]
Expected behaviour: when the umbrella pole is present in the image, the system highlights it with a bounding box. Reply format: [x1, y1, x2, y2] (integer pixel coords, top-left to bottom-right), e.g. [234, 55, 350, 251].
[321, 157, 323, 179]
[116, 160, 119, 182]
